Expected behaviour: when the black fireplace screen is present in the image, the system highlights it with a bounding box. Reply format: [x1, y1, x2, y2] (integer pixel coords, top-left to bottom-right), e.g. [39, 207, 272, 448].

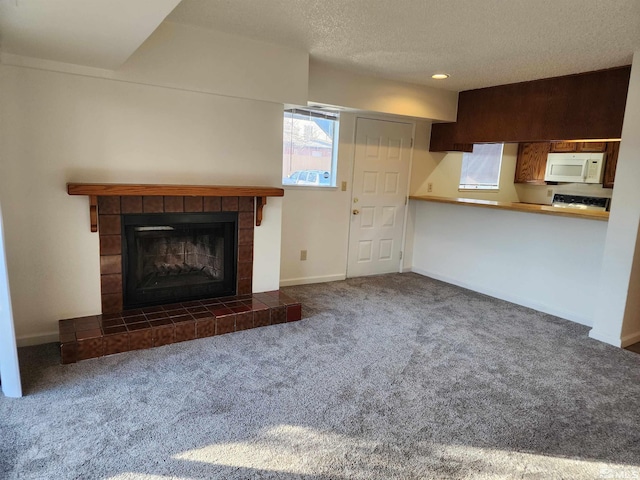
[122, 212, 237, 309]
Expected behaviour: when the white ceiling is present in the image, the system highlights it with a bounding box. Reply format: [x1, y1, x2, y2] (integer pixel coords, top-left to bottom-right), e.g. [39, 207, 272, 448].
[0, 0, 181, 69]
[1, 0, 637, 91]
[167, 0, 640, 91]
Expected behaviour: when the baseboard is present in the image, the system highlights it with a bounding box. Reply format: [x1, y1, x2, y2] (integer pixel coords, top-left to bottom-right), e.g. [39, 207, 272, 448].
[17, 332, 59, 347]
[621, 330, 640, 348]
[280, 274, 346, 287]
[411, 267, 592, 327]
[401, 266, 412, 273]
[588, 329, 622, 347]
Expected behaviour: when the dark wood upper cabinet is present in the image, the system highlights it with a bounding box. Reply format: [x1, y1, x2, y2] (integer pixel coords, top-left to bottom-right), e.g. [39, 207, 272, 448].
[603, 142, 620, 189]
[430, 66, 630, 151]
[577, 142, 607, 152]
[549, 142, 577, 153]
[549, 141, 607, 153]
[515, 141, 620, 187]
[515, 143, 549, 184]
[428, 122, 457, 152]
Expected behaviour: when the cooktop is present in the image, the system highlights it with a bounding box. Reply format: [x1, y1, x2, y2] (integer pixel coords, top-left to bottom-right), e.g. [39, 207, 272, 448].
[551, 194, 610, 211]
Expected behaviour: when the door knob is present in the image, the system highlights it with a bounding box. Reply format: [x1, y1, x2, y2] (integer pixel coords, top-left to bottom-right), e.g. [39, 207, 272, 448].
[353, 209, 360, 215]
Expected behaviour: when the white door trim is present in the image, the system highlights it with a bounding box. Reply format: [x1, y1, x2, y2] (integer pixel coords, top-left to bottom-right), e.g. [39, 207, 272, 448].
[399, 121, 416, 273]
[0, 203, 22, 398]
[347, 116, 414, 278]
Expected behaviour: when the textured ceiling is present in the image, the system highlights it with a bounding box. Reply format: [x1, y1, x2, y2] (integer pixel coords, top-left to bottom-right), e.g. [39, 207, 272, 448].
[167, 0, 640, 92]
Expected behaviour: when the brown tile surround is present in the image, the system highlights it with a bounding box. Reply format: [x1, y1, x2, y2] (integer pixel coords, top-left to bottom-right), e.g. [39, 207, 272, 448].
[60, 290, 303, 364]
[59, 191, 297, 365]
[98, 195, 254, 313]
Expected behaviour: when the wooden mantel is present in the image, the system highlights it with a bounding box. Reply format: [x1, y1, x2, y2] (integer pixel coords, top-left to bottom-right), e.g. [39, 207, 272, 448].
[67, 183, 284, 231]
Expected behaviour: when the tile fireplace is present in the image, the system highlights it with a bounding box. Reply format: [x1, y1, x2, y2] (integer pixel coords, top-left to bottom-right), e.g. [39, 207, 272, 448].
[59, 184, 301, 364]
[96, 193, 256, 313]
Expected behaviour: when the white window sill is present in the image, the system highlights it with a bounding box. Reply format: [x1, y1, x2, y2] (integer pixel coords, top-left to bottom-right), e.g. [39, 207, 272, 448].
[458, 188, 500, 193]
[283, 185, 339, 191]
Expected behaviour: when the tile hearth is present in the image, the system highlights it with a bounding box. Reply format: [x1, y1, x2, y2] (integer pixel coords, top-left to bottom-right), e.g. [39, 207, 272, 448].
[59, 291, 302, 364]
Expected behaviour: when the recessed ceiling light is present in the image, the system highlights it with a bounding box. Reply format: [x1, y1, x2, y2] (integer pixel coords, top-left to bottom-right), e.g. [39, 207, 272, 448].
[431, 73, 450, 80]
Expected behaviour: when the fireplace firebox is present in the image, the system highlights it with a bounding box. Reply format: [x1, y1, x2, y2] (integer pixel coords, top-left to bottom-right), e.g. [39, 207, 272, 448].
[122, 212, 237, 309]
[60, 186, 304, 364]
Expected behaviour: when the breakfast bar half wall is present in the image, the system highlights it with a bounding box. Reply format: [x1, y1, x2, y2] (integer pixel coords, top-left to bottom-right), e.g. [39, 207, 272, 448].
[409, 197, 608, 327]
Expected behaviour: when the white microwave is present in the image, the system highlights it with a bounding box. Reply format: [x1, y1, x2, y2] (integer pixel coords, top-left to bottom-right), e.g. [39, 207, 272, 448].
[544, 152, 606, 184]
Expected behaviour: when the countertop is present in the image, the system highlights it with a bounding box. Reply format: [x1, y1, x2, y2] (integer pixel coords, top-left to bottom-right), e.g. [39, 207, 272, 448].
[409, 195, 609, 221]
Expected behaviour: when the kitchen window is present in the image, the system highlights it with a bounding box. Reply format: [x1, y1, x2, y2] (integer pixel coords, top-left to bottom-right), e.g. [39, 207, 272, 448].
[459, 143, 504, 190]
[282, 108, 339, 187]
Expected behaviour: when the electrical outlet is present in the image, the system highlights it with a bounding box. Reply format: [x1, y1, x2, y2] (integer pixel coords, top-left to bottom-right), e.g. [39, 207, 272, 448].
[300, 250, 307, 261]
[547, 189, 553, 197]
[427, 183, 433, 193]
[341, 181, 347, 191]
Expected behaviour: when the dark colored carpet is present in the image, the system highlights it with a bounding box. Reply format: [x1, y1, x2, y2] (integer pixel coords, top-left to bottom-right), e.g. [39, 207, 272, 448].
[2, 273, 640, 479]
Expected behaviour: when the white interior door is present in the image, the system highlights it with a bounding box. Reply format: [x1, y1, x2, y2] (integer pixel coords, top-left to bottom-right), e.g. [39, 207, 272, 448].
[347, 118, 413, 278]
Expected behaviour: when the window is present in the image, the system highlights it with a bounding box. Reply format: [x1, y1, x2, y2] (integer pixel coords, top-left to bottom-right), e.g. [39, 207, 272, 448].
[459, 143, 504, 190]
[282, 108, 339, 187]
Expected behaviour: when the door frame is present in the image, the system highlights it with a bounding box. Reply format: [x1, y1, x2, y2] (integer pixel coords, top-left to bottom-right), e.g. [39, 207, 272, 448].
[345, 115, 416, 278]
[0, 203, 22, 398]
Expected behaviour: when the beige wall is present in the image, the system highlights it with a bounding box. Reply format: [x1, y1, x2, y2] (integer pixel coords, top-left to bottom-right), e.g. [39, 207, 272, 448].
[2, 21, 310, 106]
[280, 113, 423, 285]
[0, 20, 316, 345]
[0, 64, 284, 344]
[0, 20, 475, 344]
[591, 51, 640, 347]
[404, 123, 521, 273]
[309, 61, 458, 122]
[117, 22, 309, 105]
[410, 133, 520, 203]
[623, 222, 640, 341]
[280, 61, 458, 287]
[280, 114, 356, 286]
[409, 135, 615, 207]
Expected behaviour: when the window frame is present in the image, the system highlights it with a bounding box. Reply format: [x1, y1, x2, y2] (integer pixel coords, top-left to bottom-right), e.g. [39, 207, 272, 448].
[458, 143, 504, 192]
[282, 108, 340, 189]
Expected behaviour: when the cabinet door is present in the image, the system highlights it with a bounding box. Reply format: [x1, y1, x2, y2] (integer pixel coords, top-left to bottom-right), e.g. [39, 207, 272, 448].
[603, 142, 620, 189]
[453, 143, 474, 152]
[515, 143, 549, 184]
[577, 142, 607, 152]
[550, 142, 577, 152]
